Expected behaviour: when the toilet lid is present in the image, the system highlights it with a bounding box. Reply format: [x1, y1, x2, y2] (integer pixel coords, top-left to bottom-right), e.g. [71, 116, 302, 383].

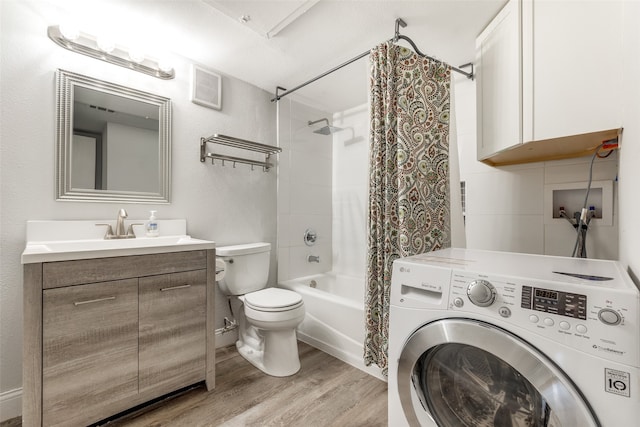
[244, 288, 303, 311]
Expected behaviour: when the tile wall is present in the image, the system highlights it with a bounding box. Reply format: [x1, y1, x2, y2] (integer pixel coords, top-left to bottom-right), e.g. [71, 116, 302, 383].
[277, 99, 334, 280]
[455, 76, 619, 259]
[331, 104, 369, 278]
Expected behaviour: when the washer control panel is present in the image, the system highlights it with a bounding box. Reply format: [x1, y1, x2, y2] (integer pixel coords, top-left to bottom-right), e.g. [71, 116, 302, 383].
[445, 271, 638, 366]
[521, 286, 587, 320]
[392, 250, 639, 367]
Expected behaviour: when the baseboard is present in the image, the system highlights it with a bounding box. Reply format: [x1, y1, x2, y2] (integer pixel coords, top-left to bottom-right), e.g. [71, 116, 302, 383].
[0, 388, 22, 422]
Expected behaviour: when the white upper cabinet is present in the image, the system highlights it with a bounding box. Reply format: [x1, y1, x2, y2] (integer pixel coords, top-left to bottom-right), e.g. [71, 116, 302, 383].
[476, 0, 623, 165]
[476, 0, 522, 161]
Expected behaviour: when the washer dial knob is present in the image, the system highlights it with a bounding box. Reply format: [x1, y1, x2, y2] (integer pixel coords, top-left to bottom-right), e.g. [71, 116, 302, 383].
[598, 308, 622, 326]
[467, 279, 497, 307]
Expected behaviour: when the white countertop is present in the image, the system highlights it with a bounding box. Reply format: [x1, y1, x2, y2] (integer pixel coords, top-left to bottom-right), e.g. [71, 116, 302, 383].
[21, 220, 215, 264]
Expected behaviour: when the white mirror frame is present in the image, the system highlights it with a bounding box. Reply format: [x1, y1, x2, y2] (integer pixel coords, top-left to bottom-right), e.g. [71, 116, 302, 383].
[55, 69, 171, 203]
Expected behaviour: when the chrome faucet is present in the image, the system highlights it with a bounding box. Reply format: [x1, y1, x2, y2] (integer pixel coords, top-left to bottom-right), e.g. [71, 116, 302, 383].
[115, 209, 128, 237]
[96, 209, 143, 239]
[308, 255, 320, 263]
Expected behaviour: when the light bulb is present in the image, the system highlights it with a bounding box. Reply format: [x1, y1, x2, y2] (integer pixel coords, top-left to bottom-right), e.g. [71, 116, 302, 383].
[128, 48, 145, 63]
[59, 24, 80, 41]
[96, 36, 115, 53]
[158, 58, 173, 73]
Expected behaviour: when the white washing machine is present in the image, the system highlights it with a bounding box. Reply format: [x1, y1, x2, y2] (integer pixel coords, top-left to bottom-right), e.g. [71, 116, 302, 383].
[388, 248, 639, 426]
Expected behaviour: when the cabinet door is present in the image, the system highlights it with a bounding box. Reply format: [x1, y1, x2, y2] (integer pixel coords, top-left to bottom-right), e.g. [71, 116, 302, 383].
[139, 270, 207, 395]
[476, 0, 522, 160]
[43, 279, 138, 427]
[531, 0, 622, 141]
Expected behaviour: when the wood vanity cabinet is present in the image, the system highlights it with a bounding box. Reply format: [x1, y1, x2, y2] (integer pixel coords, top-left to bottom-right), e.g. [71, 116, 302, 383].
[23, 250, 215, 427]
[42, 279, 139, 426]
[138, 270, 207, 396]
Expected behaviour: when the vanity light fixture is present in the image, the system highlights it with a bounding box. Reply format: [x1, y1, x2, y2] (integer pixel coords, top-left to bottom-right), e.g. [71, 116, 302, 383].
[47, 25, 175, 80]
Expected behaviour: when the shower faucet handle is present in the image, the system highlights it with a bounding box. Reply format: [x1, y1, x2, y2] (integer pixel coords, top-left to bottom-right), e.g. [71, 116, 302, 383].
[304, 228, 317, 246]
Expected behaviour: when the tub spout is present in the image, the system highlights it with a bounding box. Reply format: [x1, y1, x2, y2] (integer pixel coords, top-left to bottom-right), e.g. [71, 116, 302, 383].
[308, 255, 320, 263]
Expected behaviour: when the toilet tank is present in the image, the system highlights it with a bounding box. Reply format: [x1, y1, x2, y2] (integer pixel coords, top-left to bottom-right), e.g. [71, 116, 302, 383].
[217, 242, 271, 295]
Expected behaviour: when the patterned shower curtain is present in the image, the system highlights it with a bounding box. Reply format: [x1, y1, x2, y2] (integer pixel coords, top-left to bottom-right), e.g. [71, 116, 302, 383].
[364, 42, 452, 375]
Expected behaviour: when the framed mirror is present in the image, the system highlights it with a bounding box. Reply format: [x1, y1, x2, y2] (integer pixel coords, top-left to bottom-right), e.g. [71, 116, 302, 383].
[55, 69, 171, 203]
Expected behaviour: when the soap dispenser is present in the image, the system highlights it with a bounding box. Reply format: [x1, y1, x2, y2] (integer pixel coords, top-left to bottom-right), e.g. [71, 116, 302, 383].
[146, 210, 159, 237]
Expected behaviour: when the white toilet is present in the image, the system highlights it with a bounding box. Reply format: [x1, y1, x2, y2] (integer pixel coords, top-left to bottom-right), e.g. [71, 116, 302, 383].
[216, 242, 305, 377]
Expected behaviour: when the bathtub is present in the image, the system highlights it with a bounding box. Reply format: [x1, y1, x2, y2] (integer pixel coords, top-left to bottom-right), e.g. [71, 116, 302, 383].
[279, 273, 385, 380]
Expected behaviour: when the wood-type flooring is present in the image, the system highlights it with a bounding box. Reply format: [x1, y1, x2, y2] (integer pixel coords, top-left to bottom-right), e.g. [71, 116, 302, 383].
[2, 342, 388, 427]
[3, 342, 388, 427]
[106, 341, 388, 427]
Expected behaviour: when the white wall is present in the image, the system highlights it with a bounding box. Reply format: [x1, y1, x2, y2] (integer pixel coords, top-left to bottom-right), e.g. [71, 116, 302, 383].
[455, 74, 619, 259]
[619, 1, 640, 283]
[277, 99, 333, 281]
[0, 1, 277, 419]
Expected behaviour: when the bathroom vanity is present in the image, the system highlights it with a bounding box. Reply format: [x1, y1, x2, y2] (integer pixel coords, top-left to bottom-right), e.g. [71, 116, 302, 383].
[21, 220, 216, 427]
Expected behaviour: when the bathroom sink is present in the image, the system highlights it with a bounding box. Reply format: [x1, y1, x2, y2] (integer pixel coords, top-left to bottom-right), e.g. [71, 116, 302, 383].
[21, 220, 215, 263]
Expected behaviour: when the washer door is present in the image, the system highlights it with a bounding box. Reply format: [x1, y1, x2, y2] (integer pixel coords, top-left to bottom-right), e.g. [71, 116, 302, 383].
[397, 319, 599, 427]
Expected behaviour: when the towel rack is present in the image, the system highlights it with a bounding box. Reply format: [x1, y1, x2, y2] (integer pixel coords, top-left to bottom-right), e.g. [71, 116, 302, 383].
[200, 134, 282, 172]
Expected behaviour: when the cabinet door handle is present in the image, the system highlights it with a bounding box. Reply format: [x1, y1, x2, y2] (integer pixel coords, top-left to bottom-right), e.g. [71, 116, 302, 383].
[160, 284, 191, 292]
[73, 296, 116, 306]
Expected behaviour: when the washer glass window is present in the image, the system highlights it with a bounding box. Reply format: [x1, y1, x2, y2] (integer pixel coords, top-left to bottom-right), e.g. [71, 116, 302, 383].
[397, 319, 599, 427]
[416, 343, 560, 427]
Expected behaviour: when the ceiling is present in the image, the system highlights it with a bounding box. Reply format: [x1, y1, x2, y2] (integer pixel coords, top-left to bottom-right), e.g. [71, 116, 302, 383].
[202, 0, 323, 39]
[49, 0, 507, 112]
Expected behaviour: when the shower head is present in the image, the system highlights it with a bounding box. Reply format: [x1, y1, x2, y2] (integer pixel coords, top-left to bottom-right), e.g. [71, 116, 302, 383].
[313, 125, 342, 135]
[308, 118, 343, 135]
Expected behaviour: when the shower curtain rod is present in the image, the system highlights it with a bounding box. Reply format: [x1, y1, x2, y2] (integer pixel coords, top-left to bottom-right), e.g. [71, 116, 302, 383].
[271, 18, 474, 102]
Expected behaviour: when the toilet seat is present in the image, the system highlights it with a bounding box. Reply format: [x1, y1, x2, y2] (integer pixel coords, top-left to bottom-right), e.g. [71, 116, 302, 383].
[244, 288, 303, 312]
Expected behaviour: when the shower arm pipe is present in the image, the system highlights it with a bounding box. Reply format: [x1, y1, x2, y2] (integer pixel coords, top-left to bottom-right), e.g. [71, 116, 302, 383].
[308, 118, 329, 127]
[271, 18, 473, 103]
